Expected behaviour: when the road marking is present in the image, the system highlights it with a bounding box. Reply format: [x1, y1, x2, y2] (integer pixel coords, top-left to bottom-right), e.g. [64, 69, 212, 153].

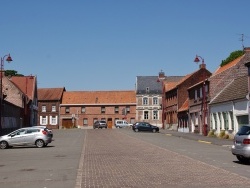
[198, 140, 211, 144]
[75, 130, 87, 188]
[165, 134, 172, 136]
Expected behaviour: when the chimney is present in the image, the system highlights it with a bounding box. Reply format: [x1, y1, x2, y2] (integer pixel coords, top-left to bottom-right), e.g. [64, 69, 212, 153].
[158, 70, 165, 79]
[244, 47, 250, 53]
[199, 63, 206, 69]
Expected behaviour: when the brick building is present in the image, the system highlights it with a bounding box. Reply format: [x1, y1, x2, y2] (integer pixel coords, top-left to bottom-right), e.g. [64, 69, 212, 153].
[37, 88, 65, 129]
[164, 64, 211, 131]
[60, 91, 136, 128]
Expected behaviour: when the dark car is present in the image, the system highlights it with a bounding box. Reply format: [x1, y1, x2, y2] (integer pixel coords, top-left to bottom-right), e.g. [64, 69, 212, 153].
[93, 120, 107, 129]
[231, 125, 250, 163]
[132, 122, 159, 133]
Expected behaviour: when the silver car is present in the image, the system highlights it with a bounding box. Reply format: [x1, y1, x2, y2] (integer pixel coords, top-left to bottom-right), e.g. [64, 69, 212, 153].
[231, 125, 250, 163]
[0, 127, 53, 149]
[93, 120, 107, 129]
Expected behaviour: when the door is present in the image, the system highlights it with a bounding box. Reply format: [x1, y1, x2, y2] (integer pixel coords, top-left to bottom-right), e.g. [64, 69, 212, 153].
[8, 129, 27, 146]
[62, 119, 73, 129]
[107, 118, 113, 129]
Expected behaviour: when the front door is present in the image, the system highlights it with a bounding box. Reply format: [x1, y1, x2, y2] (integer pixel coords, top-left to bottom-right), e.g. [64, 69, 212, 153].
[107, 118, 112, 129]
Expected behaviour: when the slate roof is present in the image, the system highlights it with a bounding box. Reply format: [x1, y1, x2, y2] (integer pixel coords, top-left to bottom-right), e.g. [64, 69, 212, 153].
[62, 90, 136, 104]
[38, 88, 65, 101]
[136, 76, 183, 94]
[210, 76, 248, 104]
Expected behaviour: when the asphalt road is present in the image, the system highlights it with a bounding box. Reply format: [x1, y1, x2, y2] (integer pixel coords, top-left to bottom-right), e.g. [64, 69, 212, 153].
[0, 128, 250, 188]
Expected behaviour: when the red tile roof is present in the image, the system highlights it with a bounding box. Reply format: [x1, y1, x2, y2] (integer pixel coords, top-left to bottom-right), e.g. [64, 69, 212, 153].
[178, 99, 189, 112]
[10, 75, 36, 100]
[62, 90, 136, 104]
[212, 55, 244, 76]
[38, 88, 65, 100]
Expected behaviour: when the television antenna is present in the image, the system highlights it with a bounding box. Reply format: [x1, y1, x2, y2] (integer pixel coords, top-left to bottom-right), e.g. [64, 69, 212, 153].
[238, 33, 249, 50]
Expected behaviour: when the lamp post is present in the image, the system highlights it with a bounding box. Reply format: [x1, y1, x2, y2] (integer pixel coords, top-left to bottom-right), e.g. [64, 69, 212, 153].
[194, 55, 207, 136]
[157, 77, 165, 129]
[0, 54, 13, 134]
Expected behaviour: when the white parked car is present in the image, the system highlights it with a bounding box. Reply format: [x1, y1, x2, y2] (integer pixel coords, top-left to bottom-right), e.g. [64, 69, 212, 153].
[115, 120, 133, 128]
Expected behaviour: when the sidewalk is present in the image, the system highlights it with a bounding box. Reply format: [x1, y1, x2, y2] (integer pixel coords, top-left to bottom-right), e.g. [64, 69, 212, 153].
[160, 129, 234, 146]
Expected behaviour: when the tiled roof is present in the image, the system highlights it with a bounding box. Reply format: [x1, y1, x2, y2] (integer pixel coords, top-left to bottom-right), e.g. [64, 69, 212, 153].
[165, 74, 192, 92]
[210, 76, 248, 104]
[10, 75, 36, 100]
[62, 90, 136, 104]
[38, 88, 65, 101]
[212, 55, 244, 76]
[178, 99, 189, 112]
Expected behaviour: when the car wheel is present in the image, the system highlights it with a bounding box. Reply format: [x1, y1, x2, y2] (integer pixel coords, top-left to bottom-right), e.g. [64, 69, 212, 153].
[236, 155, 250, 164]
[135, 128, 139, 132]
[152, 129, 156, 133]
[0, 141, 8, 149]
[35, 139, 45, 148]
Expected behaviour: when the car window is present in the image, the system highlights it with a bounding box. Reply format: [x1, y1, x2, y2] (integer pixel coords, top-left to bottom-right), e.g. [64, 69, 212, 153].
[26, 129, 40, 134]
[17, 129, 26, 135]
[237, 126, 250, 135]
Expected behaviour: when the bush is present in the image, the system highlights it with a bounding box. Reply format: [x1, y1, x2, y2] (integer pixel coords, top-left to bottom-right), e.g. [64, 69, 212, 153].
[207, 130, 216, 137]
[221, 50, 244, 67]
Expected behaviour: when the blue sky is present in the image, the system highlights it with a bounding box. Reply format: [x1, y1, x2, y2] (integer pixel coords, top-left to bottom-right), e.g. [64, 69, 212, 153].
[1, 0, 250, 91]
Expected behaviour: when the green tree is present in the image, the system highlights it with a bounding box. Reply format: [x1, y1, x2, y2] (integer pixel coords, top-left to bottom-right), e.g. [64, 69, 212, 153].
[221, 50, 244, 67]
[4, 70, 24, 77]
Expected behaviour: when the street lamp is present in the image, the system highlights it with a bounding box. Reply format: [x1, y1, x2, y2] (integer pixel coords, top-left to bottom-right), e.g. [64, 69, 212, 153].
[157, 77, 165, 129]
[194, 55, 207, 136]
[0, 54, 13, 134]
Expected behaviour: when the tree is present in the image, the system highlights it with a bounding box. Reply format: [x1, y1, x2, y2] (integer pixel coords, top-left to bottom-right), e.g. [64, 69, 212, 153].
[4, 70, 24, 77]
[220, 50, 244, 67]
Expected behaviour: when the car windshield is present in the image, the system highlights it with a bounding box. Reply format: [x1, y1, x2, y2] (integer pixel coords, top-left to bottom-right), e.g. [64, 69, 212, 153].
[100, 121, 106, 123]
[237, 125, 250, 135]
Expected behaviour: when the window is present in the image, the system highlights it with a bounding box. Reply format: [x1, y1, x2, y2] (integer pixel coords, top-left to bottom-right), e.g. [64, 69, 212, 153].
[50, 116, 57, 125]
[200, 87, 203, 98]
[65, 107, 70, 113]
[42, 105, 46, 112]
[153, 110, 158, 120]
[153, 97, 158, 105]
[115, 106, 119, 114]
[143, 97, 148, 105]
[81, 106, 86, 113]
[52, 105, 56, 112]
[194, 90, 198, 100]
[42, 116, 47, 125]
[83, 118, 88, 126]
[144, 111, 149, 119]
[146, 87, 149, 93]
[126, 106, 130, 113]
[101, 106, 105, 113]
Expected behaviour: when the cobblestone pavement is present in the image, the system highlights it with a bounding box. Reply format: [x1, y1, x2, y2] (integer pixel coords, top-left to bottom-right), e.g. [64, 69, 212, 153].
[75, 129, 250, 188]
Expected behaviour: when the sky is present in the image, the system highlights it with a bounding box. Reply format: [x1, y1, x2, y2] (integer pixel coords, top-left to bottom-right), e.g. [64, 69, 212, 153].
[0, 0, 250, 91]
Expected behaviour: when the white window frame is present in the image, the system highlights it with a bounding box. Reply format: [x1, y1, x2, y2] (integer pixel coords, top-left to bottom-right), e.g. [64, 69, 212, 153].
[42, 105, 46, 112]
[144, 111, 149, 120]
[153, 97, 158, 105]
[143, 97, 148, 105]
[52, 105, 56, 112]
[50, 116, 57, 125]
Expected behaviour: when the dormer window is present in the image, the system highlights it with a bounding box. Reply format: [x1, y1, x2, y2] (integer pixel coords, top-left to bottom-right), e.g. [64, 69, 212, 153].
[146, 87, 149, 93]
